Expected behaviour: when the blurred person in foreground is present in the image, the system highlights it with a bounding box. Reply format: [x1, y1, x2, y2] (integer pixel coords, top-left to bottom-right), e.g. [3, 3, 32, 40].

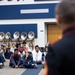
[44, 0, 75, 75]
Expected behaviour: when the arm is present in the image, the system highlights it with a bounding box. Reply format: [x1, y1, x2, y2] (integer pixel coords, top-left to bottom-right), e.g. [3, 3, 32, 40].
[44, 61, 48, 75]
[0, 50, 3, 55]
[18, 55, 21, 66]
[45, 46, 61, 75]
[10, 55, 16, 66]
[38, 52, 42, 61]
[28, 55, 33, 62]
[32, 52, 36, 61]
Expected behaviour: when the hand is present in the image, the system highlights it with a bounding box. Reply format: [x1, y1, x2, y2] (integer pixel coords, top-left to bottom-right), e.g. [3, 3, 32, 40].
[36, 60, 38, 63]
[28, 62, 29, 64]
[26, 54, 28, 58]
[42, 61, 45, 65]
[15, 65, 18, 68]
[44, 62, 48, 75]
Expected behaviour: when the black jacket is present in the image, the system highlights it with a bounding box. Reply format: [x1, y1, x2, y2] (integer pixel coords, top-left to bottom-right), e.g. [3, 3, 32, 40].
[46, 27, 75, 75]
[10, 54, 21, 66]
[23, 54, 33, 63]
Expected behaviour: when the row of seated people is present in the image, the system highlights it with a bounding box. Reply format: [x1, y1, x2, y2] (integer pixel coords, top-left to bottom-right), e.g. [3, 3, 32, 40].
[0, 41, 35, 62]
[0, 42, 48, 68]
[9, 49, 37, 68]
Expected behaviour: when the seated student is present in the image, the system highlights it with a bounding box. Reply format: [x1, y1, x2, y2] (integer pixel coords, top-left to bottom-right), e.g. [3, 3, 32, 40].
[16, 41, 21, 48]
[18, 45, 25, 57]
[0, 49, 4, 68]
[23, 50, 37, 68]
[5, 48, 13, 59]
[10, 43, 16, 53]
[28, 42, 34, 53]
[22, 41, 28, 49]
[18, 46, 25, 66]
[0, 56, 4, 68]
[9, 48, 21, 68]
[0, 46, 5, 62]
[18, 44, 26, 52]
[32, 45, 42, 64]
[42, 46, 48, 61]
[42, 46, 48, 68]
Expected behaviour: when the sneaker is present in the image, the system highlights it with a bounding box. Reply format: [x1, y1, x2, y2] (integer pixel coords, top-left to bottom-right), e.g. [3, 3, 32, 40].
[0, 66, 2, 69]
[12, 65, 15, 68]
[19, 65, 23, 68]
[42, 65, 44, 68]
[34, 64, 38, 69]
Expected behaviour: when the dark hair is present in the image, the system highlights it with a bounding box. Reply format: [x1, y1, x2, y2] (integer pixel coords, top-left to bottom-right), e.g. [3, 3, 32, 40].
[29, 42, 34, 49]
[35, 45, 39, 49]
[12, 43, 15, 45]
[14, 48, 18, 52]
[56, 0, 75, 24]
[22, 41, 26, 44]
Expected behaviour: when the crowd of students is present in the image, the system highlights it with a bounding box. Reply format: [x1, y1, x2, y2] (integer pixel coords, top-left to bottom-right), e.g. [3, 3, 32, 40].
[0, 41, 48, 69]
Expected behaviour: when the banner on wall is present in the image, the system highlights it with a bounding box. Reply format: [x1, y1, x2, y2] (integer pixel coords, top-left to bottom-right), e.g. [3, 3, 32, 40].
[0, 0, 24, 1]
[0, 24, 37, 38]
[0, 3, 57, 19]
[34, 0, 60, 1]
[0, 0, 33, 5]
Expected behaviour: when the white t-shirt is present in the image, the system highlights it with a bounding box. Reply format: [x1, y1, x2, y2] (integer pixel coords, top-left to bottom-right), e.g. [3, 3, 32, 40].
[10, 47, 16, 53]
[32, 50, 42, 61]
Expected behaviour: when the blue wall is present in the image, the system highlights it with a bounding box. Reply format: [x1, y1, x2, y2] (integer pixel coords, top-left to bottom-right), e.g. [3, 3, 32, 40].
[0, 3, 57, 19]
[0, 24, 37, 38]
